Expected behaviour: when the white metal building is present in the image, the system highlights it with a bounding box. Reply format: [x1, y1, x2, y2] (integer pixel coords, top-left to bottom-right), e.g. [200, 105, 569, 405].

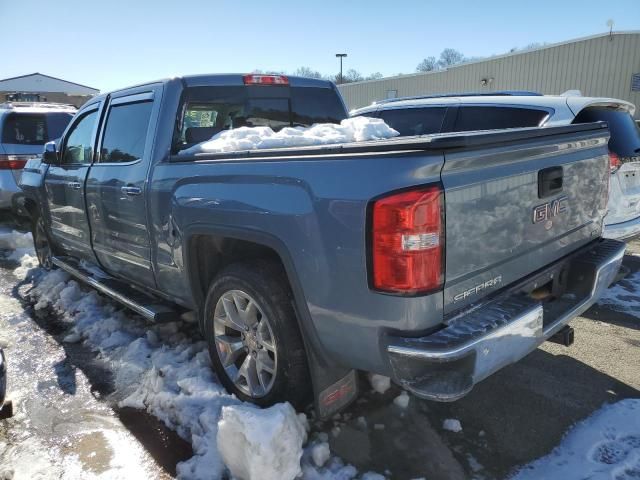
[338, 31, 640, 117]
[0, 73, 99, 107]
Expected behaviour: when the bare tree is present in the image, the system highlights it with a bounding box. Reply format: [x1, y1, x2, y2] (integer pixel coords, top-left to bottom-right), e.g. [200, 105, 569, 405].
[343, 69, 364, 83]
[293, 66, 324, 79]
[416, 56, 438, 72]
[251, 68, 286, 75]
[510, 42, 546, 53]
[437, 48, 465, 68]
[328, 69, 365, 84]
[365, 72, 383, 80]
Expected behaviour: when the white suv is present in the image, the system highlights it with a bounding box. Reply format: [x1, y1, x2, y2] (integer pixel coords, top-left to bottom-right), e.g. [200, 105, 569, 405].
[0, 102, 75, 218]
[351, 92, 640, 240]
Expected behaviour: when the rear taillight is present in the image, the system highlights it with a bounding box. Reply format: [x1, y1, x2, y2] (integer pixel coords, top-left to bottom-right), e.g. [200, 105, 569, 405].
[0, 154, 36, 170]
[371, 185, 444, 294]
[243, 74, 289, 85]
[609, 151, 621, 173]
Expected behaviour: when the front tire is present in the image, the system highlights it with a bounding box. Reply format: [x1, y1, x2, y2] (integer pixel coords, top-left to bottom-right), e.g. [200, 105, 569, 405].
[204, 260, 310, 408]
[31, 212, 53, 270]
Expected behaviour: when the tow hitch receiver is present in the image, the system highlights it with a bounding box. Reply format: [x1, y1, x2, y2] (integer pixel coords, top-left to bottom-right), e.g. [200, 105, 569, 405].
[547, 325, 575, 347]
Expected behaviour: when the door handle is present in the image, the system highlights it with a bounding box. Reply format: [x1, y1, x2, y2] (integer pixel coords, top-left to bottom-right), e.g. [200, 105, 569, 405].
[121, 185, 142, 196]
[67, 181, 82, 190]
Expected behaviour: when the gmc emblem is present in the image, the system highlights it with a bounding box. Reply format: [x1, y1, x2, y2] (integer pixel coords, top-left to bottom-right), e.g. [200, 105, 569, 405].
[532, 196, 568, 224]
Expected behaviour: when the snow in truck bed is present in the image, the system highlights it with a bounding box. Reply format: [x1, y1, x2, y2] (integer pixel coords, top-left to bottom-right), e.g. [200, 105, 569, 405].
[179, 117, 399, 155]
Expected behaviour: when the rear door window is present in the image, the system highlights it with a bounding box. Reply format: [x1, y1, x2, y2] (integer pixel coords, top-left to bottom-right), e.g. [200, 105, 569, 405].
[454, 106, 549, 131]
[100, 101, 153, 163]
[572, 107, 640, 158]
[378, 107, 448, 136]
[2, 112, 73, 145]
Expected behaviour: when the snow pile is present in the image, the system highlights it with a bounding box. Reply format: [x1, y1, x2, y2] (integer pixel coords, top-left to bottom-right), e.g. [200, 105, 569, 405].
[393, 391, 410, 409]
[0, 228, 32, 251]
[0, 228, 35, 271]
[596, 271, 640, 318]
[13, 255, 381, 479]
[311, 442, 331, 468]
[511, 399, 640, 479]
[443, 419, 463, 433]
[368, 373, 391, 394]
[180, 117, 399, 155]
[28, 268, 233, 478]
[217, 403, 307, 480]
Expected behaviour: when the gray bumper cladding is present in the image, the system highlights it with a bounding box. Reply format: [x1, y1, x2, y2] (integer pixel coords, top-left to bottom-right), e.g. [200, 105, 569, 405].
[386, 238, 626, 401]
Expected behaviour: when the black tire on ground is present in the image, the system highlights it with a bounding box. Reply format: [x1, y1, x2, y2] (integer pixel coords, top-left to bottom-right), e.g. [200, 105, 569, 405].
[203, 260, 311, 409]
[30, 210, 53, 270]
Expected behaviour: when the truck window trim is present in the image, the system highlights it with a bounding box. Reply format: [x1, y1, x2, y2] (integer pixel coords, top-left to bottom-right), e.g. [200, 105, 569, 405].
[95, 97, 154, 166]
[59, 106, 101, 167]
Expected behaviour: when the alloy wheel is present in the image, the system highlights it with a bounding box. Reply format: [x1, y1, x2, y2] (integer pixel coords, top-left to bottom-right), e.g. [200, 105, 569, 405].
[213, 289, 277, 398]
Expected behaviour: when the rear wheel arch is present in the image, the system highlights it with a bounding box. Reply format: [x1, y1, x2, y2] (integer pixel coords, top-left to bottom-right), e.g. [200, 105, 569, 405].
[183, 227, 309, 332]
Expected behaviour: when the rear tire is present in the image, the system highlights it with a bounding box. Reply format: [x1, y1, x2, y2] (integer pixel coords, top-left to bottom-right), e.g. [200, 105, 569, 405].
[31, 211, 53, 270]
[204, 260, 311, 408]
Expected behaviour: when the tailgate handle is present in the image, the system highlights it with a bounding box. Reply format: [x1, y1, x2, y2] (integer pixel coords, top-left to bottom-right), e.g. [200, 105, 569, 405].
[538, 166, 563, 199]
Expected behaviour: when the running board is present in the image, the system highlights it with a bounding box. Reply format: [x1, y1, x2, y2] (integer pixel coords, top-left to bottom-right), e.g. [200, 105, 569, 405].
[51, 256, 181, 323]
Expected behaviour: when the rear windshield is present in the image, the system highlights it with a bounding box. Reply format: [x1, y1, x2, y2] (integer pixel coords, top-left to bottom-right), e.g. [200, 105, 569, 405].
[572, 107, 640, 157]
[1, 112, 74, 145]
[176, 85, 347, 150]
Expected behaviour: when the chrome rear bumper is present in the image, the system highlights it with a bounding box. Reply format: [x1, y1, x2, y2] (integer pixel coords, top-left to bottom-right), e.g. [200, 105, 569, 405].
[386, 239, 626, 401]
[604, 214, 640, 241]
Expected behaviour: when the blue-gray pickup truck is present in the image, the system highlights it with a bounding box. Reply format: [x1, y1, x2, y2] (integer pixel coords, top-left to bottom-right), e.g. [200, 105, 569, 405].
[19, 74, 625, 418]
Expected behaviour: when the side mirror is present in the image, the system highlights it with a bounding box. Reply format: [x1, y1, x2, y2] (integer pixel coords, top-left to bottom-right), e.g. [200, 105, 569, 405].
[42, 141, 59, 165]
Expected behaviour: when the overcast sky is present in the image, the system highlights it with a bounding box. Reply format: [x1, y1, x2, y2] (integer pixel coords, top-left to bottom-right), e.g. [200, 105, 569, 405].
[2, 0, 638, 92]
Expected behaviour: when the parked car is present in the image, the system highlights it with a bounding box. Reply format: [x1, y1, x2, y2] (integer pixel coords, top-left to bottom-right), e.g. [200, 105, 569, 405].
[351, 92, 640, 240]
[0, 102, 75, 219]
[19, 75, 624, 418]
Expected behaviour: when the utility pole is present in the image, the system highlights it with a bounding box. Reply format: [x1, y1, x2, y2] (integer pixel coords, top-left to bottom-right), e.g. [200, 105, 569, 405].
[335, 53, 347, 84]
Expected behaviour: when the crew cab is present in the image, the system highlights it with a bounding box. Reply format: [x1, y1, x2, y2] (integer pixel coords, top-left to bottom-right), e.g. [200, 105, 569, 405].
[351, 92, 640, 240]
[19, 74, 625, 417]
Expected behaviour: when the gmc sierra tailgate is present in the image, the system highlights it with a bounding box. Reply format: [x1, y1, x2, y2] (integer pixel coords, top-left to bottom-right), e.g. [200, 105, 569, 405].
[440, 123, 610, 313]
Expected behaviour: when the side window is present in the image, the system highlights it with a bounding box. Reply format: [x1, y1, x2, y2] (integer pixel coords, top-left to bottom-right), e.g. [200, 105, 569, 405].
[100, 101, 153, 163]
[454, 106, 548, 132]
[378, 107, 447, 136]
[62, 110, 98, 164]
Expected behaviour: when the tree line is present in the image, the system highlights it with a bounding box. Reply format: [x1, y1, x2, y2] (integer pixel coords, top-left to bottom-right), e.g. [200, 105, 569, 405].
[255, 42, 547, 83]
[252, 67, 383, 84]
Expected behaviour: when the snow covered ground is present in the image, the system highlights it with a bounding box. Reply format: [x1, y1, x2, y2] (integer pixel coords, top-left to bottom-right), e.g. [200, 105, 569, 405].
[179, 117, 399, 155]
[0, 228, 380, 480]
[511, 400, 640, 479]
[596, 270, 640, 319]
[1, 225, 639, 480]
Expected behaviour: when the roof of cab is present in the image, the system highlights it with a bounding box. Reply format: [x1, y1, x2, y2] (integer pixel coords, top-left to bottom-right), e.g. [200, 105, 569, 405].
[82, 74, 338, 110]
[181, 74, 336, 89]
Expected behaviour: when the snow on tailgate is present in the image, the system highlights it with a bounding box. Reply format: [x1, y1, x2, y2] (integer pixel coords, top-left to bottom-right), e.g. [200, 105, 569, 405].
[179, 117, 399, 155]
[2, 229, 375, 480]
